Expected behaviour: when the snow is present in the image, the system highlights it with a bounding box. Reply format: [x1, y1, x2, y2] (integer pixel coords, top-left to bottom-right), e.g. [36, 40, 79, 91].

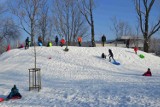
[0, 46, 160, 107]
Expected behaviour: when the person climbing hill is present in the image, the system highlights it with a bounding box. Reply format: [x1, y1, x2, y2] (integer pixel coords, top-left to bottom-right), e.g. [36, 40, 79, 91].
[108, 49, 115, 62]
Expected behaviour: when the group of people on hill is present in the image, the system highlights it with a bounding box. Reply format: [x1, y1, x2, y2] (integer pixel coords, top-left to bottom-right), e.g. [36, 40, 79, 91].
[23, 36, 83, 49]
[101, 48, 152, 77]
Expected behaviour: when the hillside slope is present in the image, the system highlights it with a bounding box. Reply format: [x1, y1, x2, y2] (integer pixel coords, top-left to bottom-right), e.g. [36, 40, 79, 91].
[0, 46, 160, 107]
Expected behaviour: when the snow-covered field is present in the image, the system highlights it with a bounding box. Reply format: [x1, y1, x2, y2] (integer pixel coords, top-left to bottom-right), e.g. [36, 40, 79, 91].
[0, 46, 160, 107]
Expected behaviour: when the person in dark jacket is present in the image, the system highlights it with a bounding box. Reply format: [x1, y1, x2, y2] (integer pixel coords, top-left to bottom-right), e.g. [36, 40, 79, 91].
[25, 37, 30, 49]
[6, 85, 22, 100]
[143, 68, 152, 76]
[55, 36, 59, 46]
[101, 53, 106, 59]
[101, 35, 106, 47]
[38, 36, 43, 46]
[126, 39, 130, 48]
[108, 49, 115, 62]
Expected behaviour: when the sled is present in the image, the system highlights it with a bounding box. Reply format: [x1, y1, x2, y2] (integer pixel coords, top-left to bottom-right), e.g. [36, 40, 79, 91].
[0, 98, 4, 102]
[112, 61, 120, 65]
[38, 42, 43, 46]
[0, 96, 21, 102]
[139, 54, 145, 59]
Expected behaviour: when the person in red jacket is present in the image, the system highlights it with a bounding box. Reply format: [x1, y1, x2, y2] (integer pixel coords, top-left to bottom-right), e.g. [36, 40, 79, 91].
[60, 38, 65, 47]
[6, 44, 11, 51]
[134, 46, 138, 54]
[143, 68, 152, 76]
[77, 36, 82, 46]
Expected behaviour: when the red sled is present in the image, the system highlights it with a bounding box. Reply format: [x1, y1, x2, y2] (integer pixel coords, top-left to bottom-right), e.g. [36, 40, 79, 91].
[0, 98, 4, 102]
[10, 96, 22, 100]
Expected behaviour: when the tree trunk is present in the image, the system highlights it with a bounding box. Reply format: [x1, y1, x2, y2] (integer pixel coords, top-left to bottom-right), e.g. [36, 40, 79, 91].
[143, 36, 150, 52]
[91, 23, 95, 47]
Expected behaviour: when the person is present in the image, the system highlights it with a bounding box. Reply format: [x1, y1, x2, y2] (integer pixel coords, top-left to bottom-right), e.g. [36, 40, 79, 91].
[47, 41, 53, 47]
[25, 37, 30, 49]
[134, 46, 138, 54]
[126, 39, 130, 48]
[101, 35, 106, 47]
[6, 85, 22, 100]
[60, 38, 65, 47]
[143, 68, 152, 76]
[38, 36, 43, 46]
[77, 36, 82, 46]
[108, 49, 115, 62]
[18, 44, 24, 49]
[55, 36, 59, 46]
[101, 53, 106, 59]
[6, 44, 11, 51]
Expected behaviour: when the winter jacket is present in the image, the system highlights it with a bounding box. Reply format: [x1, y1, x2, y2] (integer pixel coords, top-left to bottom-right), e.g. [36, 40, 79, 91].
[55, 36, 59, 43]
[78, 37, 82, 43]
[101, 35, 106, 42]
[134, 47, 138, 52]
[143, 70, 152, 76]
[108, 49, 113, 57]
[6, 44, 11, 51]
[60, 39, 65, 44]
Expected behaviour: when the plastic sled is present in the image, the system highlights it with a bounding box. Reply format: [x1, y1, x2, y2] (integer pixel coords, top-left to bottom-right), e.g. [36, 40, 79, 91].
[38, 42, 43, 46]
[112, 61, 120, 65]
[11, 96, 21, 100]
[139, 54, 145, 59]
[0, 98, 4, 102]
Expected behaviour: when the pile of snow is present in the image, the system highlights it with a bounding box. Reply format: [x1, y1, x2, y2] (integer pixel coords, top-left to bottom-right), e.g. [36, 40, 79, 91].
[0, 46, 160, 107]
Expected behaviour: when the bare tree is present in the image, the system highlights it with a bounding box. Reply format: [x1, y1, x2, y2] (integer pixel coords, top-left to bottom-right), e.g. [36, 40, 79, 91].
[10, 0, 46, 44]
[134, 0, 160, 52]
[53, 0, 88, 47]
[0, 18, 20, 53]
[78, 0, 96, 47]
[38, 1, 49, 44]
[110, 17, 132, 46]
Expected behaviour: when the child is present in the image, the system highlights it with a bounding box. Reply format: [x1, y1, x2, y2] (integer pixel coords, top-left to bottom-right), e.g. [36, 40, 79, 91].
[134, 46, 138, 54]
[60, 38, 65, 47]
[55, 36, 59, 46]
[101, 53, 106, 59]
[25, 37, 30, 49]
[77, 36, 82, 47]
[142, 68, 152, 76]
[38, 36, 43, 46]
[108, 49, 115, 62]
[6, 85, 22, 100]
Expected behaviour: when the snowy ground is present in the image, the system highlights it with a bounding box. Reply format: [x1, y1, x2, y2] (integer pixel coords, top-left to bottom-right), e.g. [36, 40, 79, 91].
[0, 46, 160, 107]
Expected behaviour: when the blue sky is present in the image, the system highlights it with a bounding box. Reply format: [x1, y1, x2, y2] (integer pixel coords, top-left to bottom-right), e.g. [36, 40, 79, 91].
[94, 0, 137, 40]
[94, 0, 159, 40]
[1, 0, 159, 41]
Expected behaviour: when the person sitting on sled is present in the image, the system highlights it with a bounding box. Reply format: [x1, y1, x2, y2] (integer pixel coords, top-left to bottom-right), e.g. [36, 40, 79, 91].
[142, 68, 152, 76]
[6, 85, 22, 100]
[108, 49, 115, 62]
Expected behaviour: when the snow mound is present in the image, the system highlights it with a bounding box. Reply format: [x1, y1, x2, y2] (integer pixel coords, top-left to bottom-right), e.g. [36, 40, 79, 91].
[0, 46, 160, 107]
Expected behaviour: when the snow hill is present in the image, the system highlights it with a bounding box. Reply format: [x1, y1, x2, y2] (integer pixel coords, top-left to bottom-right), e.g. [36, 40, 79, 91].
[0, 46, 160, 107]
